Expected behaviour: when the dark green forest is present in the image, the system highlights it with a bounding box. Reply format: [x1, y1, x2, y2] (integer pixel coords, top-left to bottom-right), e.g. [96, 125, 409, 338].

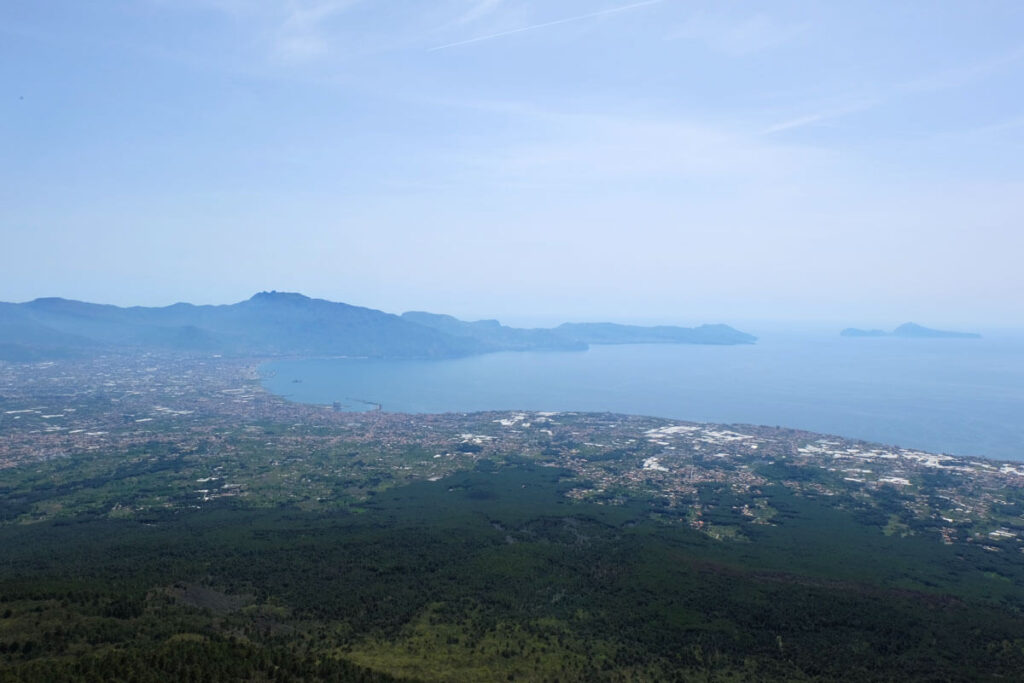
[3, 462, 1024, 681]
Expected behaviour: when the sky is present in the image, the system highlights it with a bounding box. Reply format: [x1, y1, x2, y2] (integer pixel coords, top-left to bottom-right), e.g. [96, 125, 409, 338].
[2, 1, 1023, 328]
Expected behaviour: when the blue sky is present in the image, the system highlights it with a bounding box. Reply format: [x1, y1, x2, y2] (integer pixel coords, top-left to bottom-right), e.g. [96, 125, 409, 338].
[2, 1, 1022, 327]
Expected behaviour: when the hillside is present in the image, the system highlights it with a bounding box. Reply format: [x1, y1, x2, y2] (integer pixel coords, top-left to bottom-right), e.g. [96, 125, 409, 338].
[0, 293, 756, 360]
[400, 312, 587, 351]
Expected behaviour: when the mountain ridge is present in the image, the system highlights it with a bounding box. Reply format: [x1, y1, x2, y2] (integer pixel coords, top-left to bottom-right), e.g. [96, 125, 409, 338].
[0, 291, 756, 360]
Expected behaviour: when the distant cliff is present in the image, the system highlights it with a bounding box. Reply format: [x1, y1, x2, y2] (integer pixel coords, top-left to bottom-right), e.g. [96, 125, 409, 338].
[554, 322, 757, 346]
[841, 322, 981, 339]
[400, 312, 586, 352]
[402, 313, 756, 350]
[0, 292, 757, 361]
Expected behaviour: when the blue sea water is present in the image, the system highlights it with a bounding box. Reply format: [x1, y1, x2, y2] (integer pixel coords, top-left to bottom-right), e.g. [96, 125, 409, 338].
[261, 333, 1024, 461]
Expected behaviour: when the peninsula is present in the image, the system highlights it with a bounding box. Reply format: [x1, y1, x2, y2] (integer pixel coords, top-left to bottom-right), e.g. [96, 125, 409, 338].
[0, 292, 756, 361]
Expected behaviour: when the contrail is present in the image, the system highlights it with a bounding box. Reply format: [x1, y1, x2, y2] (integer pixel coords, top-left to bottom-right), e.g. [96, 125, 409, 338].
[429, 0, 664, 51]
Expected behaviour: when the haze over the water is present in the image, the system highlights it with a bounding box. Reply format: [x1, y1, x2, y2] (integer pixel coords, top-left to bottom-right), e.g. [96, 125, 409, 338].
[3, 1, 1022, 327]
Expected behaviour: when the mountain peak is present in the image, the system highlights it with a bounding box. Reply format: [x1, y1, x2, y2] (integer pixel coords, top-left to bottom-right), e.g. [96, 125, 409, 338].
[0, 292, 759, 360]
[248, 291, 311, 304]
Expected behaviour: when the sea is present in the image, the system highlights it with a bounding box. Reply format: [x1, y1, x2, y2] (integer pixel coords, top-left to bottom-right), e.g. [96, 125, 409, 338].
[260, 332, 1024, 462]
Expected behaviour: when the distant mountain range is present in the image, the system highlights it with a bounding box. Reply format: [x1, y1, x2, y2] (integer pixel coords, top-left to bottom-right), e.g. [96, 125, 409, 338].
[0, 292, 756, 361]
[841, 322, 981, 339]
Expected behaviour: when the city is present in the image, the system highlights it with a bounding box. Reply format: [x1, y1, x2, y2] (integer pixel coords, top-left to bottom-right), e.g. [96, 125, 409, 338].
[3, 354, 1022, 552]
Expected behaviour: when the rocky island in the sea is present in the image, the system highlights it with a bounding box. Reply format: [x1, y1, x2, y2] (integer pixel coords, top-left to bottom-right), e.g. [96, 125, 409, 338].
[841, 322, 981, 339]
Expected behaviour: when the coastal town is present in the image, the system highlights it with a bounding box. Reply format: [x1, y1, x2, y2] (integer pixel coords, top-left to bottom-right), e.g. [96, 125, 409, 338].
[2, 354, 1023, 551]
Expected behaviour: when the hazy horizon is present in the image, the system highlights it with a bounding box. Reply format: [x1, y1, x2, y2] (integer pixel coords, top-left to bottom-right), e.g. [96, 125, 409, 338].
[4, 289, 1022, 335]
[3, 1, 1022, 327]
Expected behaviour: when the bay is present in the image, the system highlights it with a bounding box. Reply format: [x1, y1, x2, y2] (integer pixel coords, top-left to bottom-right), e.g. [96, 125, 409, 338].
[261, 333, 1024, 461]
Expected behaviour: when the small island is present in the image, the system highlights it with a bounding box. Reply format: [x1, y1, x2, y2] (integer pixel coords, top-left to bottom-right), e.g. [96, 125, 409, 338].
[841, 322, 981, 339]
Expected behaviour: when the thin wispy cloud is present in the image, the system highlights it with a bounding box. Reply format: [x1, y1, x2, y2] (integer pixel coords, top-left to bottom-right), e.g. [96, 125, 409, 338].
[156, 0, 364, 63]
[761, 100, 877, 135]
[972, 115, 1024, 137]
[899, 44, 1024, 93]
[670, 12, 808, 57]
[435, 107, 827, 193]
[764, 45, 1024, 137]
[451, 0, 505, 27]
[429, 0, 664, 51]
[761, 113, 830, 135]
[272, 0, 364, 62]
